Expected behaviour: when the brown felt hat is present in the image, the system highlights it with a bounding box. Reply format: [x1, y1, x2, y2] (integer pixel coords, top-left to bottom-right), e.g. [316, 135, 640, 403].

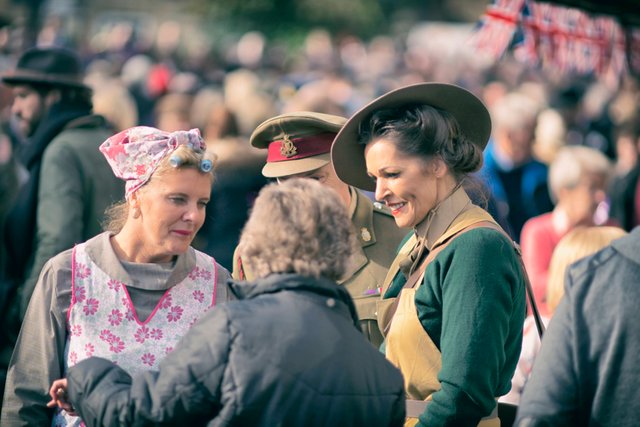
[2, 47, 88, 89]
[331, 83, 491, 191]
[250, 111, 346, 178]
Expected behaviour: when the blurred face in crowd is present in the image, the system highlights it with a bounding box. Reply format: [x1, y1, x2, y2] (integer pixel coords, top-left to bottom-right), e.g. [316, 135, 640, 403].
[498, 120, 535, 166]
[131, 167, 211, 263]
[559, 172, 607, 226]
[365, 137, 439, 229]
[276, 162, 351, 208]
[10, 84, 54, 138]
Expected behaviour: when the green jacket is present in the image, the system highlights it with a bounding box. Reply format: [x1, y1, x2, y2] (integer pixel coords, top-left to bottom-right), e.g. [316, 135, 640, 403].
[20, 115, 124, 315]
[385, 205, 526, 425]
[1, 115, 123, 407]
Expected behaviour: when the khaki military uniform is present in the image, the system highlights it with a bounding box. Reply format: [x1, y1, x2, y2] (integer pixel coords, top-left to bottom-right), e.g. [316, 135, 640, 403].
[233, 186, 406, 347]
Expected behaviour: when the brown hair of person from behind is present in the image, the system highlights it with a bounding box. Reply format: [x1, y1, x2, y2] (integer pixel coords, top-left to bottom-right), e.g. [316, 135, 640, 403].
[238, 178, 357, 282]
[103, 144, 217, 233]
[546, 226, 627, 313]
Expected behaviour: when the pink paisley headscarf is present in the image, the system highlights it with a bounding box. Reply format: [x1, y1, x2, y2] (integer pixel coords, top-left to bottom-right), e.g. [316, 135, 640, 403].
[100, 126, 205, 199]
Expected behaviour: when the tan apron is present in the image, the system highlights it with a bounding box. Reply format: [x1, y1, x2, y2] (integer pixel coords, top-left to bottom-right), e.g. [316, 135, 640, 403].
[385, 207, 501, 426]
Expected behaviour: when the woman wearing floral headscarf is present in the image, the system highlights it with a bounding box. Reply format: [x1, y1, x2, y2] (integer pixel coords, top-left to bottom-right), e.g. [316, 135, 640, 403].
[1, 127, 230, 426]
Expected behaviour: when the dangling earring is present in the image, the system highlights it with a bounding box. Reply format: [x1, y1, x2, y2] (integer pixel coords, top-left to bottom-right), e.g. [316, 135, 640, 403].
[132, 207, 141, 219]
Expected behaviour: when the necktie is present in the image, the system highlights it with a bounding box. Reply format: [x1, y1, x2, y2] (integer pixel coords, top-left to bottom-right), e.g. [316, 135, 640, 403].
[399, 237, 427, 279]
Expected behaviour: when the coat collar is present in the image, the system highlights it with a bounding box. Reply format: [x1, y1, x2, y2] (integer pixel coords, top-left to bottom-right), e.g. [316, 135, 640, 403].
[63, 114, 109, 131]
[612, 226, 640, 264]
[414, 185, 472, 251]
[228, 273, 361, 327]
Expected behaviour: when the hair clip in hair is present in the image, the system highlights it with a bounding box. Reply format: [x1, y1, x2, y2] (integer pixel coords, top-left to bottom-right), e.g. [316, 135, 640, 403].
[169, 154, 183, 168]
[200, 159, 213, 173]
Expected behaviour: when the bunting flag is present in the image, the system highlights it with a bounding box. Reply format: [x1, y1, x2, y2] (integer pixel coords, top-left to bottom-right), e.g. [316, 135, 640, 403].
[627, 27, 640, 76]
[469, 0, 526, 58]
[471, 0, 638, 84]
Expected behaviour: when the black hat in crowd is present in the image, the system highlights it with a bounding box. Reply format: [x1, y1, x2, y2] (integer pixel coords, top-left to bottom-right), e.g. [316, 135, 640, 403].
[331, 83, 492, 191]
[1, 46, 88, 89]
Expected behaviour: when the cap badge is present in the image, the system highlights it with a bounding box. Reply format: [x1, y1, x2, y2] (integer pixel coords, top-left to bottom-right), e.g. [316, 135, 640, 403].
[361, 227, 372, 242]
[280, 134, 298, 158]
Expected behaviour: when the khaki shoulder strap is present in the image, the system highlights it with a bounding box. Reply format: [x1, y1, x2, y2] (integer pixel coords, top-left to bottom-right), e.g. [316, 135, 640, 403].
[454, 220, 545, 338]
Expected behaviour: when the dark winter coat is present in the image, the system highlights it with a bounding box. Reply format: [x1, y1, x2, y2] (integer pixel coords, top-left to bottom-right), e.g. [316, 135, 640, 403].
[66, 273, 406, 427]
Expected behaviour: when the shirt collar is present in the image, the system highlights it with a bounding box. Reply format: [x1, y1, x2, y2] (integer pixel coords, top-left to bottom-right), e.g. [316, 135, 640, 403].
[348, 185, 358, 218]
[84, 231, 196, 289]
[414, 185, 472, 250]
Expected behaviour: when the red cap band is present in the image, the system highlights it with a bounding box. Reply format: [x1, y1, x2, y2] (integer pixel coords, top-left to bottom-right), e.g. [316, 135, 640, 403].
[267, 133, 335, 162]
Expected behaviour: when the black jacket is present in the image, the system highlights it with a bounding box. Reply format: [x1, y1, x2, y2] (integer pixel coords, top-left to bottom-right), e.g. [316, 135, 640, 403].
[67, 274, 406, 426]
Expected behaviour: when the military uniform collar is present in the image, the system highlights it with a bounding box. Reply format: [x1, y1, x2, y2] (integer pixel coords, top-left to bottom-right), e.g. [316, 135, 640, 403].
[414, 185, 472, 251]
[349, 186, 377, 248]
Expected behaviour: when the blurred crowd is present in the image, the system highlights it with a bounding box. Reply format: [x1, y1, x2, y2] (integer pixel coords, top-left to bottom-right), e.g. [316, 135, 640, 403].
[2, 14, 638, 252]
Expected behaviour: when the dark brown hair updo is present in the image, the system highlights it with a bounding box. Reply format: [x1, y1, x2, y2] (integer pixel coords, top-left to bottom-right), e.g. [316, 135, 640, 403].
[357, 104, 483, 180]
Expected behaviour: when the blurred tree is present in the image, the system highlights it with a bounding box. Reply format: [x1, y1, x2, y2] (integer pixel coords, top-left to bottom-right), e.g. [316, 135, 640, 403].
[206, 0, 385, 39]
[11, 0, 44, 48]
[1, 0, 489, 54]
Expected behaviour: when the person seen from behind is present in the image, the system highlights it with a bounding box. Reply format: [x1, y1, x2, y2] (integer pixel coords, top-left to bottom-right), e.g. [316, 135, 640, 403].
[515, 225, 637, 426]
[501, 225, 626, 405]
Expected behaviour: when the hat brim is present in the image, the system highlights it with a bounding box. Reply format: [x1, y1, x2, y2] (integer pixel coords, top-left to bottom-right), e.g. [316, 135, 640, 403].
[262, 153, 331, 178]
[2, 73, 89, 90]
[331, 83, 491, 192]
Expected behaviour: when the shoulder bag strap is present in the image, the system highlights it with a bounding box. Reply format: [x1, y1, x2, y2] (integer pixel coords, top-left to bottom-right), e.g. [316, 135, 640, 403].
[462, 221, 545, 339]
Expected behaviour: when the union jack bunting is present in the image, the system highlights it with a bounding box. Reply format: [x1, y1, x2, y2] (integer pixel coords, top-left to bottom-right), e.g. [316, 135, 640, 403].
[626, 28, 640, 76]
[471, 0, 638, 83]
[469, 0, 526, 58]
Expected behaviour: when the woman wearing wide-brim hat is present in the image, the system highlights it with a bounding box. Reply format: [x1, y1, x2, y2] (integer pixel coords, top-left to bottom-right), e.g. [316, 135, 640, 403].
[331, 83, 527, 426]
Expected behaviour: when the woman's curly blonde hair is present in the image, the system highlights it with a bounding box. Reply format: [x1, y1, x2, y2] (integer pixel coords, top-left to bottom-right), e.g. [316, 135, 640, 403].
[238, 178, 357, 281]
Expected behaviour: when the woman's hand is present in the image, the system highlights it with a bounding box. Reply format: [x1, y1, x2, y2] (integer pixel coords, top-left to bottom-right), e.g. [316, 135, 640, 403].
[47, 378, 78, 416]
